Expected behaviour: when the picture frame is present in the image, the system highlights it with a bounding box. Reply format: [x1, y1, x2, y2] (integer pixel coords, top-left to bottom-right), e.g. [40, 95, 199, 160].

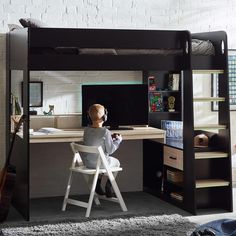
[21, 81, 43, 107]
[211, 49, 236, 111]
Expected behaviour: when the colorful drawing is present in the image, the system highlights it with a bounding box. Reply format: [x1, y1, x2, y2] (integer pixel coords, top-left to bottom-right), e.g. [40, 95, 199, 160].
[149, 92, 163, 112]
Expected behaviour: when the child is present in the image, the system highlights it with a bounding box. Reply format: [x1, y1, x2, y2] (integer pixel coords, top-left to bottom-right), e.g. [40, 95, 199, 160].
[83, 103, 122, 197]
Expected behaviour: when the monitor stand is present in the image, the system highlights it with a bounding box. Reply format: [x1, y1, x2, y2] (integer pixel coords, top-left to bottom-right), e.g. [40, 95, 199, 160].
[109, 126, 134, 130]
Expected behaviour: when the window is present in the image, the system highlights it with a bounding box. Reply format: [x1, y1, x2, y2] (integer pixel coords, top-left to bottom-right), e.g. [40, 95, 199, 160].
[212, 49, 236, 111]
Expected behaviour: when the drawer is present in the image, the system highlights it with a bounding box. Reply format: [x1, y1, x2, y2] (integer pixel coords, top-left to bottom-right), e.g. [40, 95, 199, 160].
[164, 146, 183, 170]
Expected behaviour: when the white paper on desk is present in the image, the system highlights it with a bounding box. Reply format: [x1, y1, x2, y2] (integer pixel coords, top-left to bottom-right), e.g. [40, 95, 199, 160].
[37, 127, 63, 134]
[31, 131, 48, 135]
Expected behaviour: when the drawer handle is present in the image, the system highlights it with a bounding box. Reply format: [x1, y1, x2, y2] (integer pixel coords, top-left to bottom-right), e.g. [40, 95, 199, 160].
[169, 156, 177, 160]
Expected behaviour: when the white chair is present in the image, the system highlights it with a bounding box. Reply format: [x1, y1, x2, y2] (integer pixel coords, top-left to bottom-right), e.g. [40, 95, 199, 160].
[62, 142, 127, 217]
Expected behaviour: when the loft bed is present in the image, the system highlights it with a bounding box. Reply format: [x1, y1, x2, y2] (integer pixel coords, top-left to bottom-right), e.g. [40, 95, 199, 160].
[6, 28, 229, 220]
[8, 28, 227, 71]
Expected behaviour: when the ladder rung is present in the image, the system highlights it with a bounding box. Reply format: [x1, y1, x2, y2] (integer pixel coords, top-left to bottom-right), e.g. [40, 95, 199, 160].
[193, 97, 225, 102]
[192, 70, 224, 74]
[196, 179, 230, 188]
[194, 124, 227, 130]
[195, 151, 228, 159]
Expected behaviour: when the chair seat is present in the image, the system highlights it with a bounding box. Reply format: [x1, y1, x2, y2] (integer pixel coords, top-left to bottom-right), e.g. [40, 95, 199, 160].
[70, 165, 122, 174]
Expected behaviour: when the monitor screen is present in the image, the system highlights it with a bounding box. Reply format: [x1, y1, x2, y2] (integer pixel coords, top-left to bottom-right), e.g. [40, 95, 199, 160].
[82, 84, 149, 129]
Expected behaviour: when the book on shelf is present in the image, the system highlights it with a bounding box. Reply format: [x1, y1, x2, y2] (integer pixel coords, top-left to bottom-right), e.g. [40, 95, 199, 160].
[149, 92, 163, 112]
[148, 76, 157, 91]
[168, 74, 180, 91]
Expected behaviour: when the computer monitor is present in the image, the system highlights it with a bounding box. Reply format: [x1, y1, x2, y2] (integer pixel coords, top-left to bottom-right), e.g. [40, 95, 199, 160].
[82, 84, 149, 130]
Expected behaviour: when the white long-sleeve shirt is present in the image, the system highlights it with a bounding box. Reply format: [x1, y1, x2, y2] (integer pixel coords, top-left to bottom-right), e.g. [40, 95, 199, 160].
[83, 126, 122, 168]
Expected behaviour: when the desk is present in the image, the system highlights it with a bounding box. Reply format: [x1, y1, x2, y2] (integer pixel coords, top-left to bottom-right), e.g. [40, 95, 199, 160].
[28, 126, 165, 198]
[14, 126, 166, 220]
[28, 126, 166, 143]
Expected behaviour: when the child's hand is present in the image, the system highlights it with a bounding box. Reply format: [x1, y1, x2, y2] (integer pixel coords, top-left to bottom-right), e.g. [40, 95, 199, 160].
[112, 133, 118, 139]
[112, 133, 122, 142]
[116, 134, 122, 142]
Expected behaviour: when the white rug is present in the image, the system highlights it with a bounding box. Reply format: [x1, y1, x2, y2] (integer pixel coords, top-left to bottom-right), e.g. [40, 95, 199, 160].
[1, 214, 197, 236]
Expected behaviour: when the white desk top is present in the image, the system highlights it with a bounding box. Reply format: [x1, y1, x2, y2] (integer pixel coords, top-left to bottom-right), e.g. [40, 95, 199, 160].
[26, 126, 166, 143]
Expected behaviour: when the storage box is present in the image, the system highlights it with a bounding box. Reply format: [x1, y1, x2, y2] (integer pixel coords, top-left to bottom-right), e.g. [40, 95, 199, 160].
[170, 192, 183, 201]
[166, 169, 183, 183]
[161, 120, 183, 139]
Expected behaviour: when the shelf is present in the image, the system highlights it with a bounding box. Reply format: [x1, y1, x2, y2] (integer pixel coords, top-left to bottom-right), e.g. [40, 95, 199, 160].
[193, 97, 225, 102]
[145, 64, 231, 213]
[195, 151, 228, 159]
[149, 90, 180, 93]
[150, 111, 180, 114]
[194, 124, 227, 130]
[144, 188, 185, 208]
[192, 70, 224, 74]
[196, 179, 230, 188]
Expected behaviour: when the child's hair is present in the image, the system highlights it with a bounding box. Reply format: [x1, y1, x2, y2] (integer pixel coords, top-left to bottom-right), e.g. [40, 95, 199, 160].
[88, 104, 106, 122]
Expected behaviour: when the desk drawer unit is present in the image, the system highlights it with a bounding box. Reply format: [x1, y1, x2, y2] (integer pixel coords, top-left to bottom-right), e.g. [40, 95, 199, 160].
[164, 146, 183, 170]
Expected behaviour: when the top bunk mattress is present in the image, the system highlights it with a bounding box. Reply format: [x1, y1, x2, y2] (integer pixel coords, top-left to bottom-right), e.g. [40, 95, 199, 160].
[31, 39, 215, 56]
[78, 39, 215, 56]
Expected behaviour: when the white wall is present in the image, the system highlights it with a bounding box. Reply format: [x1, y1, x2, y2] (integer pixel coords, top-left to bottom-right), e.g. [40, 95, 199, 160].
[1, 0, 236, 169]
[11, 71, 142, 115]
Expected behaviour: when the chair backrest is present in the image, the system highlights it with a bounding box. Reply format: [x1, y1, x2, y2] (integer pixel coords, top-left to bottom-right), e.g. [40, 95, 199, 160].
[70, 142, 110, 170]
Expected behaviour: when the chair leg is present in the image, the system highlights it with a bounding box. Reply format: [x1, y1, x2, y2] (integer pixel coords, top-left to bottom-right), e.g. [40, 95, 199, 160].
[85, 171, 100, 217]
[84, 174, 101, 206]
[62, 170, 73, 211]
[107, 172, 127, 212]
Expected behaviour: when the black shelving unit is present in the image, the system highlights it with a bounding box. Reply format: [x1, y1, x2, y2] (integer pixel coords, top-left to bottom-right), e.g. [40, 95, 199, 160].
[144, 70, 182, 128]
[143, 31, 232, 215]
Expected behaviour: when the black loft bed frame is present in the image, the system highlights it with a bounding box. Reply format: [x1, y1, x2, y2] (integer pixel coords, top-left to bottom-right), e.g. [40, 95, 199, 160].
[6, 28, 231, 220]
